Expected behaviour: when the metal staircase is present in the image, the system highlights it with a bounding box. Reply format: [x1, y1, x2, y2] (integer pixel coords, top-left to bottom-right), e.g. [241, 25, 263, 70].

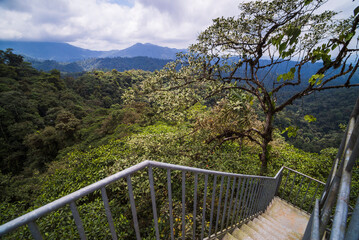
[0, 97, 358, 239]
[222, 197, 309, 240]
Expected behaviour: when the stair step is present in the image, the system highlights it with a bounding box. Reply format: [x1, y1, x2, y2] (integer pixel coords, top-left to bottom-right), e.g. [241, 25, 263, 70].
[259, 214, 300, 240]
[240, 224, 264, 240]
[231, 228, 253, 240]
[222, 233, 238, 240]
[252, 218, 288, 240]
[249, 219, 286, 239]
[221, 197, 309, 240]
[247, 220, 281, 240]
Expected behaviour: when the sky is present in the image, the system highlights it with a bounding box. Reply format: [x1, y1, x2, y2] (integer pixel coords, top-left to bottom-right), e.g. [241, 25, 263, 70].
[0, 0, 357, 51]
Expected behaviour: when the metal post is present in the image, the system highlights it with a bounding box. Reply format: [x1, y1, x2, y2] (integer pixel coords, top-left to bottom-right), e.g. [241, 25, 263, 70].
[231, 178, 242, 226]
[70, 201, 87, 240]
[200, 174, 208, 240]
[281, 171, 290, 199]
[208, 175, 217, 237]
[167, 169, 175, 240]
[28, 222, 43, 240]
[126, 175, 141, 240]
[235, 178, 246, 224]
[214, 176, 224, 237]
[226, 177, 237, 229]
[221, 177, 231, 231]
[289, 172, 297, 201]
[345, 195, 359, 240]
[301, 179, 312, 209]
[192, 173, 198, 239]
[101, 187, 118, 240]
[148, 167, 160, 240]
[181, 171, 186, 240]
[295, 176, 305, 205]
[309, 182, 320, 213]
[311, 199, 320, 240]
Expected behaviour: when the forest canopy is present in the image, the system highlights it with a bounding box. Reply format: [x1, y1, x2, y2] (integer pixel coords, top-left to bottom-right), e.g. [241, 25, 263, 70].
[0, 0, 359, 238]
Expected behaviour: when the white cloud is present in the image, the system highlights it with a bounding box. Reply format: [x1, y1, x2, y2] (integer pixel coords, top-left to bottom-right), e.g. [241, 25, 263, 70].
[0, 0, 355, 51]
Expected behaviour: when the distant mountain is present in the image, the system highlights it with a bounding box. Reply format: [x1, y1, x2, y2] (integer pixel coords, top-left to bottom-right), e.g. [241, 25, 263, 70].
[78, 56, 171, 72]
[0, 41, 101, 62]
[106, 43, 184, 59]
[27, 56, 170, 73]
[0, 41, 185, 62]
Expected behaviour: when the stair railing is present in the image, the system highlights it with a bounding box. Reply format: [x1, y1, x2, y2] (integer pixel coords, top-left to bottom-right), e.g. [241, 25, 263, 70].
[303, 96, 359, 240]
[0, 161, 280, 240]
[275, 166, 325, 213]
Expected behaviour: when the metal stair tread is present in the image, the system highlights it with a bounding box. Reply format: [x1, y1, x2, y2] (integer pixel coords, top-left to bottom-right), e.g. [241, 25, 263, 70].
[240, 224, 264, 240]
[222, 232, 238, 240]
[252, 218, 288, 240]
[221, 197, 309, 240]
[247, 220, 277, 240]
[259, 214, 300, 240]
[231, 228, 253, 240]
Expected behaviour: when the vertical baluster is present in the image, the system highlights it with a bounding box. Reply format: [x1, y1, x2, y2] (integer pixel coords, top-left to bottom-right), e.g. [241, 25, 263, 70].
[240, 178, 251, 221]
[245, 178, 255, 219]
[167, 169, 174, 240]
[239, 178, 249, 221]
[309, 182, 320, 212]
[289, 173, 298, 201]
[281, 171, 290, 199]
[28, 221, 43, 240]
[101, 187, 118, 240]
[192, 173, 198, 239]
[181, 171, 186, 240]
[226, 177, 237, 229]
[301, 179, 312, 209]
[250, 179, 260, 216]
[214, 176, 224, 237]
[295, 176, 305, 205]
[235, 178, 246, 224]
[253, 179, 261, 216]
[148, 167, 160, 240]
[263, 179, 270, 209]
[126, 175, 141, 240]
[221, 176, 231, 231]
[208, 175, 217, 237]
[256, 179, 265, 213]
[231, 178, 242, 226]
[200, 174, 208, 240]
[258, 179, 265, 212]
[70, 201, 87, 240]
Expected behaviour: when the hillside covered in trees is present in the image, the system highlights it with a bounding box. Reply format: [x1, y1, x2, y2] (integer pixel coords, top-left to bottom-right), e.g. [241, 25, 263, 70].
[1, 0, 359, 238]
[0, 47, 358, 238]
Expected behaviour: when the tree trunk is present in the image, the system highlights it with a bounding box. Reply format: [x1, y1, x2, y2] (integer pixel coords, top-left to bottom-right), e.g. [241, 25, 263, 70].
[259, 111, 274, 175]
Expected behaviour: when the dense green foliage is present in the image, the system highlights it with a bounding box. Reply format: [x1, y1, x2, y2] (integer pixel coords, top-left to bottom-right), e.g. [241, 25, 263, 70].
[136, 0, 359, 174]
[28, 56, 171, 73]
[0, 49, 150, 175]
[0, 0, 358, 235]
[276, 88, 358, 152]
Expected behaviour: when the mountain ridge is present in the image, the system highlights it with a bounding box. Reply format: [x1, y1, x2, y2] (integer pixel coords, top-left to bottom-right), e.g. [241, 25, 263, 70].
[0, 40, 185, 62]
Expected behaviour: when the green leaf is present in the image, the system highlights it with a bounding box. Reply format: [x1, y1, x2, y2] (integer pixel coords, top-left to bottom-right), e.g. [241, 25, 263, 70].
[304, 115, 317, 123]
[279, 43, 287, 54]
[289, 28, 301, 45]
[282, 126, 298, 138]
[354, 6, 359, 16]
[309, 73, 325, 85]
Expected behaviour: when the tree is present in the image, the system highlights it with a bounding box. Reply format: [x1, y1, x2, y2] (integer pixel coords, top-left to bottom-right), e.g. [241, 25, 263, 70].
[137, 0, 359, 174]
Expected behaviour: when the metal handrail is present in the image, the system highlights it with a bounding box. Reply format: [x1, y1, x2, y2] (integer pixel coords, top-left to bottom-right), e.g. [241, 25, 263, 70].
[275, 166, 325, 213]
[0, 160, 280, 239]
[303, 96, 359, 240]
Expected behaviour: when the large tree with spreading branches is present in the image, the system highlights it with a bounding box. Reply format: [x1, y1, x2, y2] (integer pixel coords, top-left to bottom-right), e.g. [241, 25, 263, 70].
[134, 0, 359, 174]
